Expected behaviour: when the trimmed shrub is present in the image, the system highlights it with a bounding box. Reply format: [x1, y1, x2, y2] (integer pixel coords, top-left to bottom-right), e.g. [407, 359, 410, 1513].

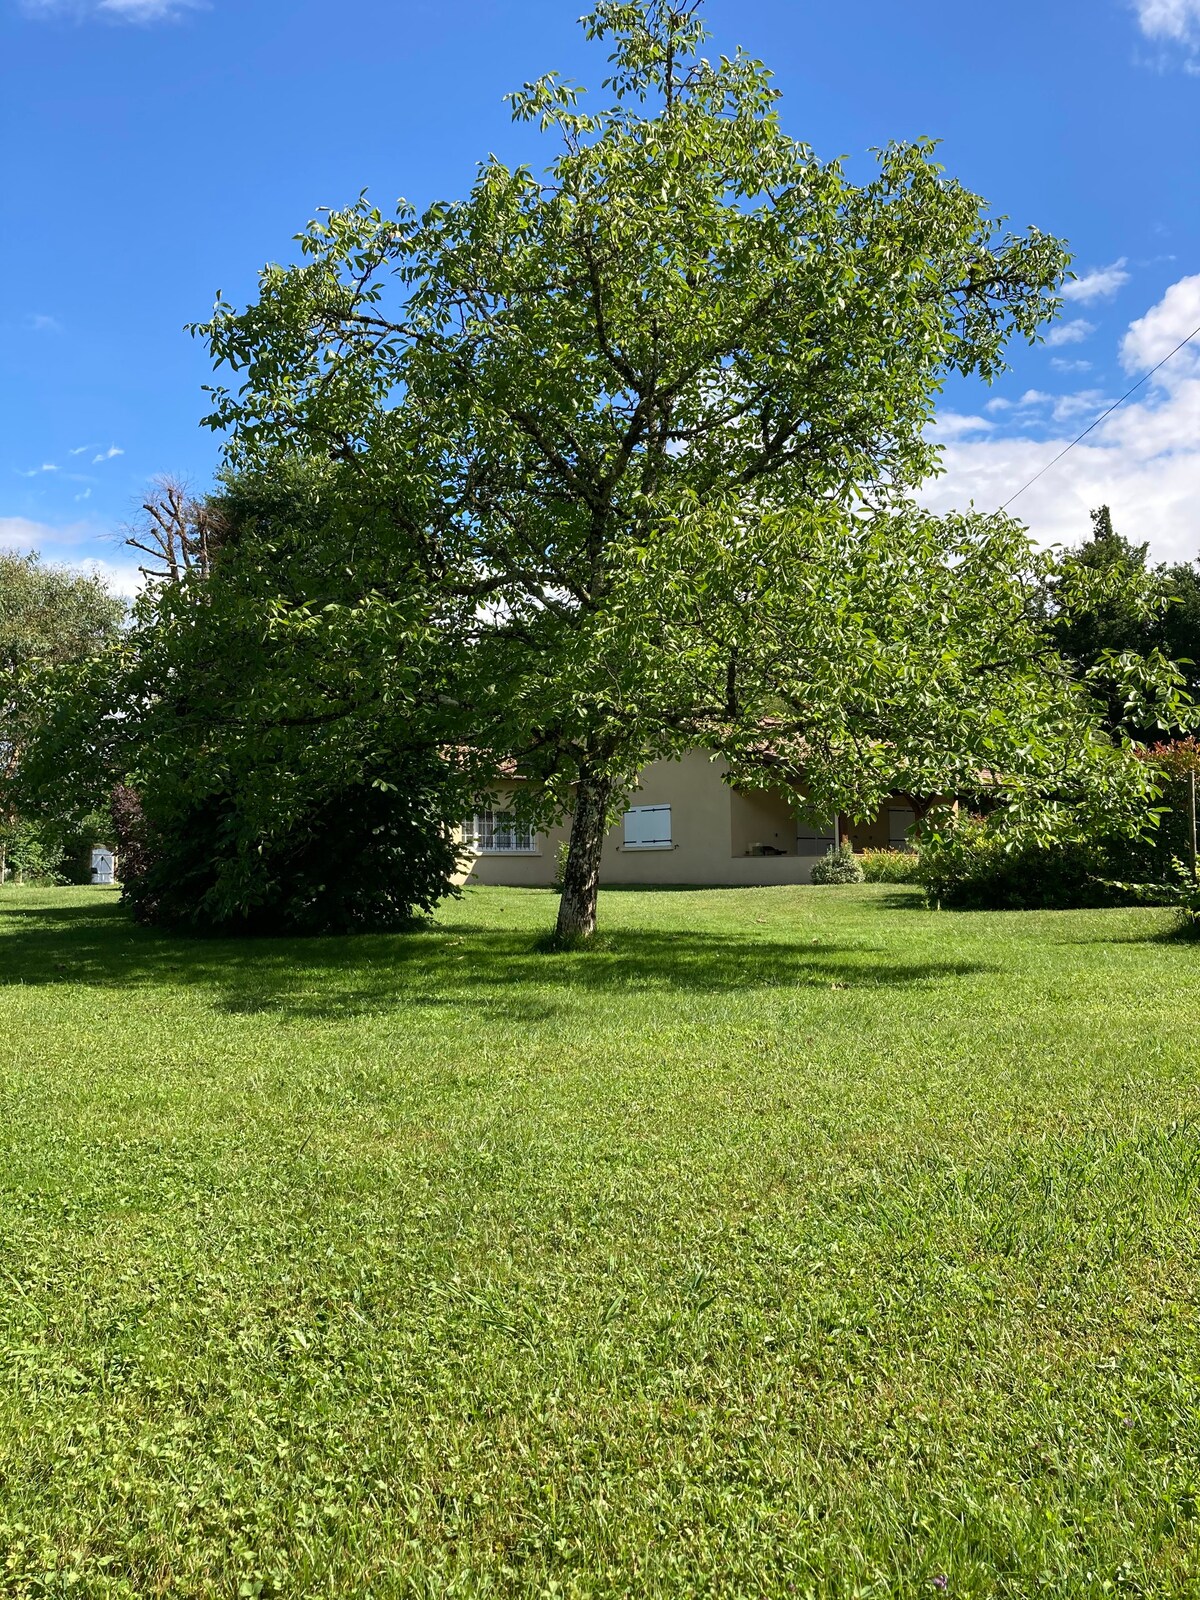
[859, 848, 921, 884]
[112, 757, 464, 936]
[917, 817, 1120, 910]
[811, 842, 865, 885]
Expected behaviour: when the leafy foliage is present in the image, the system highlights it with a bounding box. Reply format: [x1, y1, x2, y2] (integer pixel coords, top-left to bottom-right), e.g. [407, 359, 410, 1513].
[1161, 857, 1200, 938]
[1050, 506, 1200, 739]
[192, 0, 1085, 938]
[637, 502, 1159, 852]
[916, 814, 1129, 911]
[20, 465, 480, 934]
[111, 757, 463, 936]
[0, 548, 124, 837]
[0, 816, 65, 885]
[1133, 738, 1200, 880]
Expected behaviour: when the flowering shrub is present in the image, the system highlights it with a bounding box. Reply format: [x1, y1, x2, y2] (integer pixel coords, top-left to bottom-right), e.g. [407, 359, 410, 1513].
[859, 848, 921, 884]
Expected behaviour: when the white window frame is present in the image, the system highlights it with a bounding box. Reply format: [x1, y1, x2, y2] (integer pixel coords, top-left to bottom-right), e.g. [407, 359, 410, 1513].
[461, 808, 538, 855]
[623, 803, 673, 851]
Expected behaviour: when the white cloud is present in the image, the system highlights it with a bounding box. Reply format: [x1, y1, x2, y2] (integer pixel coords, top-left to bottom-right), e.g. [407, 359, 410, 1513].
[17, 463, 59, 477]
[92, 445, 124, 463]
[924, 273, 1200, 566]
[1050, 357, 1092, 373]
[20, 0, 200, 18]
[929, 412, 994, 442]
[79, 557, 143, 596]
[98, 0, 197, 16]
[0, 514, 104, 554]
[74, 489, 92, 502]
[25, 312, 63, 334]
[1050, 388, 1114, 423]
[69, 444, 93, 456]
[1133, 0, 1200, 44]
[1045, 318, 1096, 348]
[1120, 272, 1200, 374]
[1018, 389, 1054, 406]
[0, 516, 142, 596]
[1132, 1, 1200, 66]
[1062, 259, 1130, 304]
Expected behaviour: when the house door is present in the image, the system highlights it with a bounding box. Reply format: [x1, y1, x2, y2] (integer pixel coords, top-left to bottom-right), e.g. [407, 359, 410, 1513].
[90, 848, 115, 885]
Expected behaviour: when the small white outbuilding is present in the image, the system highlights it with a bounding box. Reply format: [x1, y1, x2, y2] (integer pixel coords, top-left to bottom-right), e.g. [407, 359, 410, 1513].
[90, 846, 116, 886]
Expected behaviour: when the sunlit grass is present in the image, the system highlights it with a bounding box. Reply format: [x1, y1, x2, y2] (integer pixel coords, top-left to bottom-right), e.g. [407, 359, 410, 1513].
[0, 883, 1197, 1596]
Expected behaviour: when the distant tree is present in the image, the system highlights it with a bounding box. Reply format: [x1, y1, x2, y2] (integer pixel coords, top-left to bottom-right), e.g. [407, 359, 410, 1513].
[1051, 505, 1199, 737]
[0, 549, 124, 882]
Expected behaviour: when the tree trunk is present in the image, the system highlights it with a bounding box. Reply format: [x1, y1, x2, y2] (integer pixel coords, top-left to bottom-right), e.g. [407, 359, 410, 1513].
[555, 766, 613, 941]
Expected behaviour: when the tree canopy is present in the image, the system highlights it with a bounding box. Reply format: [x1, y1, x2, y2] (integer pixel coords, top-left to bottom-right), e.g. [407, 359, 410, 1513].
[0, 548, 124, 879]
[190, 1, 1159, 937]
[18, 466, 484, 932]
[1051, 505, 1200, 738]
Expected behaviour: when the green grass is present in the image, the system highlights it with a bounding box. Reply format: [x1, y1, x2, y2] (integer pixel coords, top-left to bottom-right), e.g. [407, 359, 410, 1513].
[1, 883, 1198, 1598]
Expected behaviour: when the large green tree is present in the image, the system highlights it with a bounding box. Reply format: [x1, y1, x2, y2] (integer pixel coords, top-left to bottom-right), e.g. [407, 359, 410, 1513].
[196, 1, 1143, 939]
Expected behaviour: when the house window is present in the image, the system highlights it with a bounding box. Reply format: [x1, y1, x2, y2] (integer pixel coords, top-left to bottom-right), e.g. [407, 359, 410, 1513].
[888, 806, 917, 849]
[796, 817, 837, 849]
[623, 804, 673, 850]
[462, 809, 537, 854]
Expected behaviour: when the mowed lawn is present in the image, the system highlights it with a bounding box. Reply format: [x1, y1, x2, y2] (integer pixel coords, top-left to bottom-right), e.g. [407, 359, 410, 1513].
[1, 886, 1199, 1598]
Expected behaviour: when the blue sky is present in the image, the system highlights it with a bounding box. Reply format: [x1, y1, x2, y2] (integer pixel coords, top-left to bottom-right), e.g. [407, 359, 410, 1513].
[2, 0, 1199, 591]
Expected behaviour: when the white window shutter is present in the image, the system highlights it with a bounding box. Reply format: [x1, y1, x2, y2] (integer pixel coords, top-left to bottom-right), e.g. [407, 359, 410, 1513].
[624, 805, 671, 848]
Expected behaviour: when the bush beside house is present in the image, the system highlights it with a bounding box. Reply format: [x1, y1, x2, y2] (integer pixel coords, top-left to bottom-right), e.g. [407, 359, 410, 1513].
[811, 844, 865, 885]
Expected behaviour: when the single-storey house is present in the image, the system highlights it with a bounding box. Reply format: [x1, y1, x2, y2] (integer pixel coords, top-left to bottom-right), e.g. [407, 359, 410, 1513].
[460, 748, 919, 888]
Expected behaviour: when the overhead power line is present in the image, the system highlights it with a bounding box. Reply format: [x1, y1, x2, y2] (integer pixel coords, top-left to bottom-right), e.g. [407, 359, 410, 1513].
[999, 316, 1200, 512]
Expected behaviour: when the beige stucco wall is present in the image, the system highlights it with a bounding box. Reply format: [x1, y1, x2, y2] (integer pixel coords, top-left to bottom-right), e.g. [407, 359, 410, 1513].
[460, 754, 916, 887]
[729, 785, 800, 858]
[456, 784, 569, 888]
[598, 750, 733, 884]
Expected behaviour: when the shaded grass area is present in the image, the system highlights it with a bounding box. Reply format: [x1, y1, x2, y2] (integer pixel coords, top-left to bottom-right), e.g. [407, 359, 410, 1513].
[0, 883, 1198, 1597]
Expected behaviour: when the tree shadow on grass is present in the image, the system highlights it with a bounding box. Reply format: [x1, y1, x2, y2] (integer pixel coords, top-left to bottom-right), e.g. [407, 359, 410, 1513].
[0, 896, 997, 1023]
